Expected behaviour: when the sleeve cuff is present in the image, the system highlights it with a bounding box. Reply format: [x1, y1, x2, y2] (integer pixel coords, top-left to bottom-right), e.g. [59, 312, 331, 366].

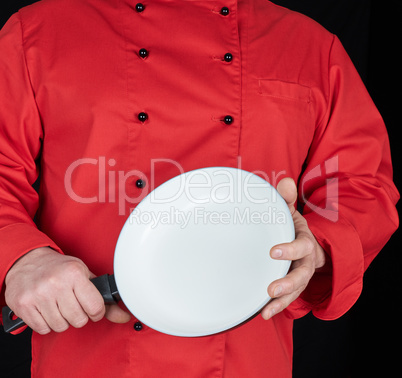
[284, 211, 364, 320]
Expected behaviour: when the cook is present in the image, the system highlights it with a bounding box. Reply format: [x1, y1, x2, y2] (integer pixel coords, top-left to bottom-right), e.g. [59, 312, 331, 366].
[0, 0, 398, 377]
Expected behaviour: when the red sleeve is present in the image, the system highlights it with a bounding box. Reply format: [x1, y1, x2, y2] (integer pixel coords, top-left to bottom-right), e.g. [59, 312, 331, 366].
[0, 13, 62, 316]
[285, 35, 399, 320]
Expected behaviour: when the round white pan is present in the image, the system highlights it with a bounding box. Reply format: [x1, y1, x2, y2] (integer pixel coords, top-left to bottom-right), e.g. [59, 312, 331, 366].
[3, 167, 294, 336]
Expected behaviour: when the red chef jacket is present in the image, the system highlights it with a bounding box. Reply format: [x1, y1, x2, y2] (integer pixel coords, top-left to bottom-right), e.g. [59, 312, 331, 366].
[0, 0, 399, 377]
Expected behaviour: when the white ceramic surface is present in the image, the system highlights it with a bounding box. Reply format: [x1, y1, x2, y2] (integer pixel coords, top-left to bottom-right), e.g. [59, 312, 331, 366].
[114, 167, 294, 337]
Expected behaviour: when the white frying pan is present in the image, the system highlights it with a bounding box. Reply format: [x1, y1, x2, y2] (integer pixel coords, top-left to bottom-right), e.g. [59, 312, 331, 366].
[3, 167, 294, 336]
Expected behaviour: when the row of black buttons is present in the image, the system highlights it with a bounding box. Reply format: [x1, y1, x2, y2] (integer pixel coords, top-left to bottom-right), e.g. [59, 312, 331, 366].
[134, 4, 234, 127]
[138, 48, 232, 63]
[135, 3, 230, 16]
[137, 112, 233, 125]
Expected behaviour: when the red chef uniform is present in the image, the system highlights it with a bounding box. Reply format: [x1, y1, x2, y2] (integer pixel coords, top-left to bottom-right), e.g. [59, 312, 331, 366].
[0, 0, 398, 377]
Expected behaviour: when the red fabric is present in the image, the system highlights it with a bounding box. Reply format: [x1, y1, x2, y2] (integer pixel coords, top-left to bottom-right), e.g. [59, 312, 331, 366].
[0, 0, 398, 376]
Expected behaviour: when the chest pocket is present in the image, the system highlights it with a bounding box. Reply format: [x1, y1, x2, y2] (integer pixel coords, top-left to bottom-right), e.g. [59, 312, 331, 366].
[240, 79, 315, 177]
[257, 79, 312, 104]
[258, 78, 315, 145]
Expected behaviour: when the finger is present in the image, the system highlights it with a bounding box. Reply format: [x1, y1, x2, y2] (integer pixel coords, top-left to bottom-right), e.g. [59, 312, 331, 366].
[73, 280, 106, 323]
[37, 301, 70, 333]
[88, 271, 97, 280]
[261, 295, 293, 320]
[104, 304, 131, 324]
[267, 261, 313, 300]
[270, 232, 315, 261]
[57, 292, 89, 329]
[276, 177, 297, 213]
[16, 307, 51, 335]
[262, 264, 313, 321]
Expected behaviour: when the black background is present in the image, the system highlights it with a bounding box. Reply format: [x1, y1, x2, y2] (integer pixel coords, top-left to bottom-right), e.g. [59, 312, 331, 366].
[0, 1, 400, 377]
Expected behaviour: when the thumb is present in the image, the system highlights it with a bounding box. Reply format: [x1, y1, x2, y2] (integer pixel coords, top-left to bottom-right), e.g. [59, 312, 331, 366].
[276, 177, 297, 214]
[105, 304, 132, 324]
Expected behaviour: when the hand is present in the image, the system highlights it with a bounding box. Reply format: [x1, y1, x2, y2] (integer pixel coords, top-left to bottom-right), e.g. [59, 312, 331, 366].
[261, 178, 327, 320]
[4, 247, 131, 334]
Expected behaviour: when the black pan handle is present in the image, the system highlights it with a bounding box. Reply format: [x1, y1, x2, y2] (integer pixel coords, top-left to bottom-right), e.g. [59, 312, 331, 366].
[2, 274, 120, 333]
[91, 274, 121, 304]
[2, 306, 26, 333]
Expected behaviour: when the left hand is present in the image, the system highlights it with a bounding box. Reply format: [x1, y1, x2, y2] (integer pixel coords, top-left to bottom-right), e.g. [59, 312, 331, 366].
[261, 177, 327, 320]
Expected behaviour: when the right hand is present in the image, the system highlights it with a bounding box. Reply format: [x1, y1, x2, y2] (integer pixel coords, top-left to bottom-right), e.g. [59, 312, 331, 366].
[4, 247, 131, 334]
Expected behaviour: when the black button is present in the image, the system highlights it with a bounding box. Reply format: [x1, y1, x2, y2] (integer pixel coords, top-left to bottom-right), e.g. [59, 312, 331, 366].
[220, 7, 229, 16]
[138, 112, 148, 122]
[224, 53, 233, 62]
[136, 179, 145, 189]
[134, 321, 143, 331]
[139, 48, 148, 58]
[135, 3, 145, 12]
[223, 115, 233, 125]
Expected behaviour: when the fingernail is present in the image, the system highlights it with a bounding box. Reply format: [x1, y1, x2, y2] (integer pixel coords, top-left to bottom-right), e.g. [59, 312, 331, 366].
[271, 249, 282, 258]
[274, 285, 282, 297]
